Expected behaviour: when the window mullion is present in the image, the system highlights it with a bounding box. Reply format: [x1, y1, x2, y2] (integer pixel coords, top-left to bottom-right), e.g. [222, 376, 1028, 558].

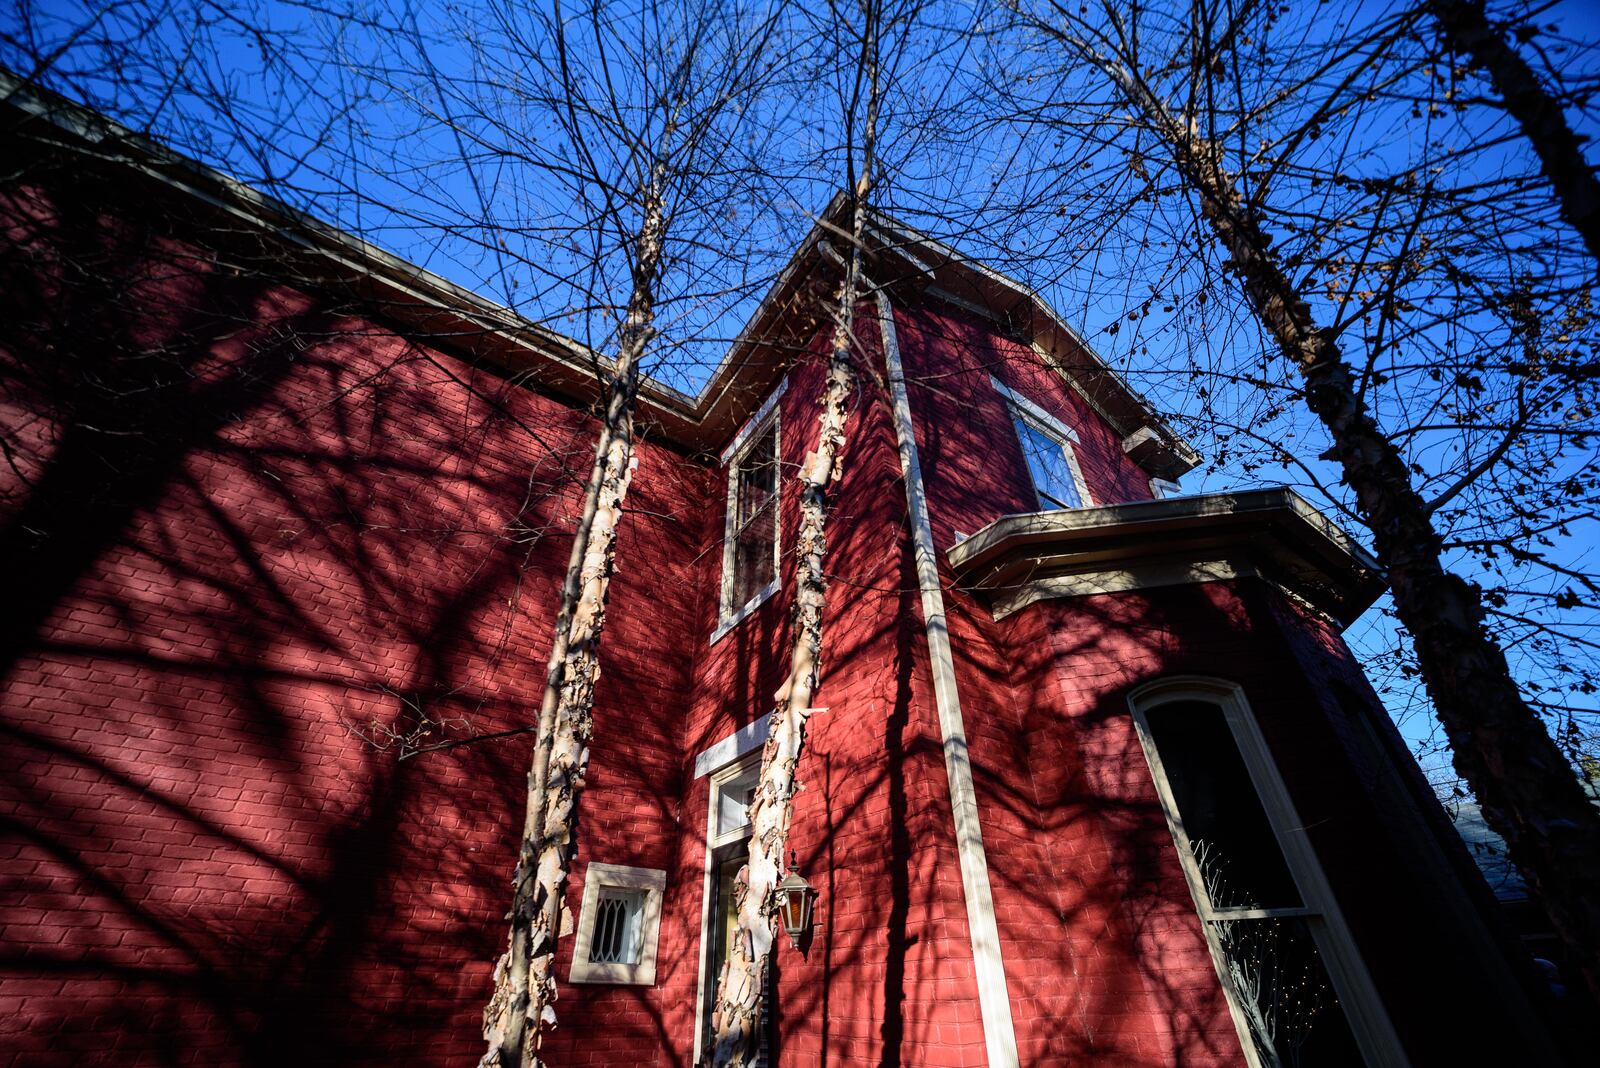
[1208, 906, 1316, 922]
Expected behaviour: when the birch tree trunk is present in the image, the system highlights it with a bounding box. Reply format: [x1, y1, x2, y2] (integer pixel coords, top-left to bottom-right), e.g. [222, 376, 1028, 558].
[1427, 0, 1600, 268]
[1050, 19, 1600, 1004]
[706, 201, 864, 1066]
[707, 80, 879, 1064]
[481, 180, 667, 1068]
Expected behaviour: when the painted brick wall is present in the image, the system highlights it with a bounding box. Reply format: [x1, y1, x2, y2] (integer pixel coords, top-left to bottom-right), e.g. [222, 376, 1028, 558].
[934, 559, 1548, 1068]
[5, 142, 1550, 1068]
[887, 297, 1155, 553]
[667, 309, 989, 1068]
[889, 294, 1225, 1062]
[887, 292, 1552, 1064]
[0, 168, 708, 1067]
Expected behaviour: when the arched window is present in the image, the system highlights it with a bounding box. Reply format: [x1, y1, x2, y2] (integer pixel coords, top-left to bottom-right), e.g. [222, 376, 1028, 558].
[1128, 678, 1407, 1068]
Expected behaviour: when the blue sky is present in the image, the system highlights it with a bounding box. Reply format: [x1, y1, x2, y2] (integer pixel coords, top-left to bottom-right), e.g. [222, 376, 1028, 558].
[5, 0, 1598, 784]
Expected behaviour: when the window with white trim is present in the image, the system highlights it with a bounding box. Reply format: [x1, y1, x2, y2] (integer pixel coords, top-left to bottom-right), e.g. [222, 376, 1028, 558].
[695, 755, 773, 1065]
[1150, 476, 1183, 499]
[1129, 681, 1406, 1068]
[992, 377, 1093, 511]
[569, 863, 666, 985]
[720, 414, 780, 624]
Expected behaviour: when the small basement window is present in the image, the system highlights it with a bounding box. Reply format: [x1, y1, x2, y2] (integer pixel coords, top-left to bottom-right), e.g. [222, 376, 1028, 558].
[590, 888, 646, 965]
[569, 863, 667, 985]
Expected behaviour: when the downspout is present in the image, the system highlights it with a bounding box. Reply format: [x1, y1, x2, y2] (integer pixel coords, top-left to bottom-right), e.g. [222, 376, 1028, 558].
[877, 292, 1021, 1068]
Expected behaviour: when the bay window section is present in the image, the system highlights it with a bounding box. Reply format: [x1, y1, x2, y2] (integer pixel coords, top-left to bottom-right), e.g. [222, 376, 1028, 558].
[1131, 682, 1406, 1068]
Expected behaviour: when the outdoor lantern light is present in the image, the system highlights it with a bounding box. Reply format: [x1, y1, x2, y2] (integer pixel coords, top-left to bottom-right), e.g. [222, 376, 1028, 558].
[774, 863, 815, 950]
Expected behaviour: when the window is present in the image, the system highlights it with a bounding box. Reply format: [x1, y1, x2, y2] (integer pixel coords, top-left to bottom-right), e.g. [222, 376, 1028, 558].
[590, 889, 645, 965]
[1150, 477, 1182, 499]
[719, 411, 781, 629]
[695, 755, 774, 1065]
[991, 377, 1092, 511]
[714, 762, 761, 845]
[569, 863, 666, 985]
[1129, 679, 1405, 1068]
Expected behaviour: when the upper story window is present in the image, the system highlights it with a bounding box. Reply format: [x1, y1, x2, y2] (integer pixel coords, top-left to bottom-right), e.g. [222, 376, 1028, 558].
[991, 377, 1093, 511]
[728, 418, 778, 606]
[717, 382, 786, 636]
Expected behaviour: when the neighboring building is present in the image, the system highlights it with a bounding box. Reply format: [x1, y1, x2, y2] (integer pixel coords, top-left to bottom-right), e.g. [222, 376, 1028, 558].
[1452, 787, 1600, 1002]
[0, 78, 1571, 1067]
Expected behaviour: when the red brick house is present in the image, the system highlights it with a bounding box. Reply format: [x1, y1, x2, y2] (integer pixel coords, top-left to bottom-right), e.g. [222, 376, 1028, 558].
[0, 78, 1569, 1067]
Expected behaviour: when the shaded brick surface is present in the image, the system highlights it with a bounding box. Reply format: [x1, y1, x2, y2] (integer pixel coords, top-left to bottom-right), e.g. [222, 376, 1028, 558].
[0, 155, 1550, 1068]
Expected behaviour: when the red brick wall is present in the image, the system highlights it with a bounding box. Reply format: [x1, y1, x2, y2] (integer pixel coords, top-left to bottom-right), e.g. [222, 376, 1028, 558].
[887, 294, 1549, 1064]
[666, 309, 989, 1068]
[887, 298, 1155, 552]
[939, 561, 1548, 1066]
[0, 171, 708, 1067]
[4, 153, 1545, 1068]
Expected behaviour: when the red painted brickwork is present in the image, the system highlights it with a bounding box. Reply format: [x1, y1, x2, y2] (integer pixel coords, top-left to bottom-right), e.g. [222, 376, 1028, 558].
[892, 298, 1239, 1065]
[2, 137, 1556, 1068]
[892, 296, 1556, 1065]
[0, 165, 707, 1067]
[666, 311, 988, 1068]
[886, 298, 1156, 552]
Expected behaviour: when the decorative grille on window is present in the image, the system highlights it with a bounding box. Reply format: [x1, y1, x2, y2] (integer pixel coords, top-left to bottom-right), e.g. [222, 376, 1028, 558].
[589, 888, 645, 965]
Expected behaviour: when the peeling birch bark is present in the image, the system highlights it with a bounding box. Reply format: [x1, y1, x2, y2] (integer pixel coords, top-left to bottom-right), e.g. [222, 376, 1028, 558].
[708, 118, 880, 1068]
[480, 180, 666, 1068]
[1055, 24, 1600, 1004]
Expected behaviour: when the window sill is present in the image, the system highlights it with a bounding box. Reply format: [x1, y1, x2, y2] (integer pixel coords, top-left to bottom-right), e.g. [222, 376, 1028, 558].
[568, 962, 656, 986]
[710, 578, 780, 646]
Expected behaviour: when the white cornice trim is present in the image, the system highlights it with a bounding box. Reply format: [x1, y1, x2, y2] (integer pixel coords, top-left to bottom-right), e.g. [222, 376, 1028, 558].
[878, 293, 1020, 1068]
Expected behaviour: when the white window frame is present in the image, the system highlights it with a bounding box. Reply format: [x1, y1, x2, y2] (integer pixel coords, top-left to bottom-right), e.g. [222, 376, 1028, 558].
[714, 383, 786, 641]
[568, 862, 667, 986]
[1127, 677, 1407, 1068]
[990, 376, 1093, 511]
[691, 748, 766, 1064]
[1149, 476, 1182, 499]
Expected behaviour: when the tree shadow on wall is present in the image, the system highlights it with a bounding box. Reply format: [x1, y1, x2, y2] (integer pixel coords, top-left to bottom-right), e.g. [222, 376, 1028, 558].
[0, 130, 672, 1065]
[867, 381, 1246, 1067]
[947, 548, 1255, 1067]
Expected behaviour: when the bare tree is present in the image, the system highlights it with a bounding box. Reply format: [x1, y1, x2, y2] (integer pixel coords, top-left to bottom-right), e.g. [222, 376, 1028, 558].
[706, 2, 886, 1062]
[1426, 0, 1600, 266]
[345, 5, 802, 1064]
[995, 0, 1600, 1005]
[5, 0, 805, 1060]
